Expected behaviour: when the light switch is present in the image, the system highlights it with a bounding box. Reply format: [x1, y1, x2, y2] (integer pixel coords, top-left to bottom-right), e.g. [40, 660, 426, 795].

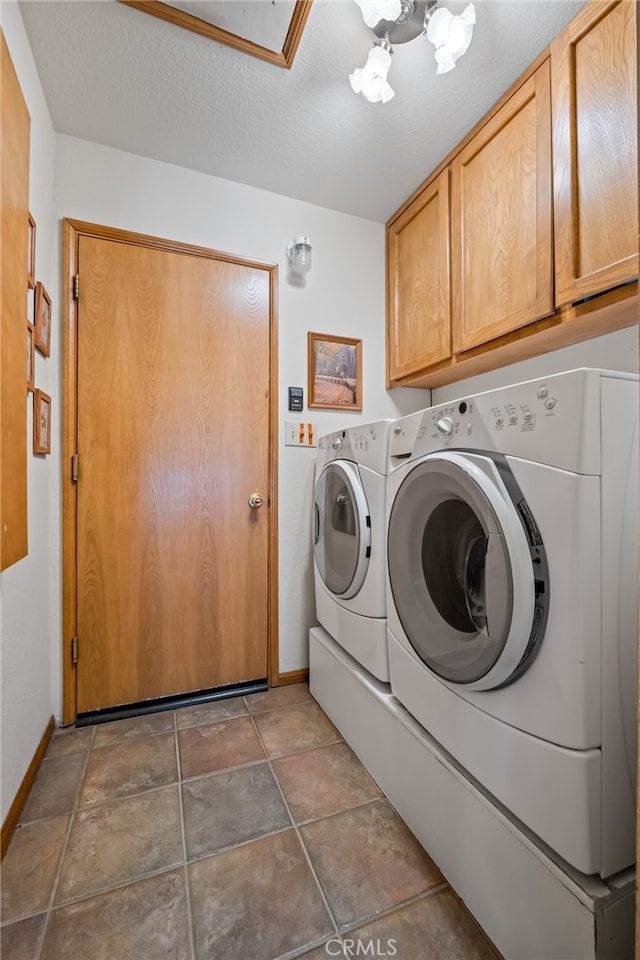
[285, 422, 316, 447]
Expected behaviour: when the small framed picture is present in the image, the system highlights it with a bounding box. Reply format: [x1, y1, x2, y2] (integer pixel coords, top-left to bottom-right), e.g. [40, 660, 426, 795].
[27, 322, 35, 392]
[33, 389, 51, 454]
[34, 281, 52, 357]
[308, 332, 363, 411]
[28, 213, 36, 289]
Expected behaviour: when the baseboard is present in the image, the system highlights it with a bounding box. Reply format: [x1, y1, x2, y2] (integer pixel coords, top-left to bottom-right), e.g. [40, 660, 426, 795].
[1, 715, 55, 860]
[277, 668, 309, 686]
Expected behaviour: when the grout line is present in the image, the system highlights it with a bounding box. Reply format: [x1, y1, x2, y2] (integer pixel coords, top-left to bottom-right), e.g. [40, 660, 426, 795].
[337, 880, 449, 939]
[174, 718, 197, 960]
[32, 727, 95, 958]
[247, 712, 342, 945]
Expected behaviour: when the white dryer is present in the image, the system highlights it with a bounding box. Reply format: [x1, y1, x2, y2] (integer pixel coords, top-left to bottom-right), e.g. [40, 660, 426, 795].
[386, 368, 638, 878]
[313, 420, 393, 682]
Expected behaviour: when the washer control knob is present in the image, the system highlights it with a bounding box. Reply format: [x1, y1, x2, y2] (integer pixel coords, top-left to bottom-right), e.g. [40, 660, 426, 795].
[509, 413, 518, 424]
[436, 416, 455, 438]
[331, 437, 343, 450]
[393, 425, 402, 435]
[537, 385, 548, 399]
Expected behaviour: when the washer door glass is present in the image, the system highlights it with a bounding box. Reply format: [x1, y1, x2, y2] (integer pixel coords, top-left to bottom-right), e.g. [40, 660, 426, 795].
[314, 461, 371, 599]
[388, 452, 535, 688]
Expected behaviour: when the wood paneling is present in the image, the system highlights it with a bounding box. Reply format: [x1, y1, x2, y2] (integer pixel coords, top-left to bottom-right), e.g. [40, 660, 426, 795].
[552, 0, 638, 305]
[387, 170, 451, 384]
[64, 223, 276, 715]
[0, 31, 30, 571]
[451, 61, 554, 353]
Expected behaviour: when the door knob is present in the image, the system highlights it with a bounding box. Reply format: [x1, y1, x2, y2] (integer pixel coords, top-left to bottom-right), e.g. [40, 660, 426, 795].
[248, 493, 264, 509]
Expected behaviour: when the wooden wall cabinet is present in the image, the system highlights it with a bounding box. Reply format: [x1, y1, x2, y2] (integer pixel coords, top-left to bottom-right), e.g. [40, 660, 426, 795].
[451, 61, 554, 353]
[386, 0, 637, 389]
[386, 169, 451, 383]
[552, 0, 638, 306]
[1, 32, 30, 571]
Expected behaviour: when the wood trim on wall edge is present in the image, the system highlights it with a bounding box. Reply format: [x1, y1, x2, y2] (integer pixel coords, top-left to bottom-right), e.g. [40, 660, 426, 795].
[62, 218, 280, 718]
[277, 669, 309, 686]
[1, 715, 55, 860]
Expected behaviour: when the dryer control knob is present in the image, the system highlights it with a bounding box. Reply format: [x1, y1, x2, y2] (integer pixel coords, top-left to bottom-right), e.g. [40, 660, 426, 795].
[331, 438, 343, 450]
[436, 416, 455, 438]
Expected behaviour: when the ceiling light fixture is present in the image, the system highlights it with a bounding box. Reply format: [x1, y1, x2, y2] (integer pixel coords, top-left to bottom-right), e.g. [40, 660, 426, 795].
[350, 0, 476, 103]
[286, 236, 312, 275]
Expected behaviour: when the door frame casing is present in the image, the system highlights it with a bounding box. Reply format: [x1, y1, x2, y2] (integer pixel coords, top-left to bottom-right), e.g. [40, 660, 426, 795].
[62, 218, 279, 725]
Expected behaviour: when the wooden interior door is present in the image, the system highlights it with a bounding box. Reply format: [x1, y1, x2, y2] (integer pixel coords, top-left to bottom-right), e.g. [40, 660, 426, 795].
[74, 231, 272, 713]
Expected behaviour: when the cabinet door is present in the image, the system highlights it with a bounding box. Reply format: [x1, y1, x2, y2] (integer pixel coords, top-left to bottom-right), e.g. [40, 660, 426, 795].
[1, 33, 30, 571]
[451, 62, 554, 354]
[552, 0, 637, 306]
[387, 169, 451, 383]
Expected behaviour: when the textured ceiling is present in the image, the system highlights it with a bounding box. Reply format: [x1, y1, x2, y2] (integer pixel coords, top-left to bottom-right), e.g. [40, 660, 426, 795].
[18, 0, 587, 223]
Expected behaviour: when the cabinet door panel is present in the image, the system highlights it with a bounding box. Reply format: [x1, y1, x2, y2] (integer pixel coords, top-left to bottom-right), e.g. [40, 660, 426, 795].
[552, 0, 637, 305]
[1, 32, 30, 571]
[387, 170, 451, 382]
[451, 62, 554, 354]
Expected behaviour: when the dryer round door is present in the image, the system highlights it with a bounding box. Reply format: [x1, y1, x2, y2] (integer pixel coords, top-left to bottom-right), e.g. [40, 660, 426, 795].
[388, 451, 543, 691]
[314, 460, 371, 600]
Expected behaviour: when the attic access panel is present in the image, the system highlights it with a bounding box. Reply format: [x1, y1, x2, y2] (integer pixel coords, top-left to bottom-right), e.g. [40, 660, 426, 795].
[118, 0, 313, 68]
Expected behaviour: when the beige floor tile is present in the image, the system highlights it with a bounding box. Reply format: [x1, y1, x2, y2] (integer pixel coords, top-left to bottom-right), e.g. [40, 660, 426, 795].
[189, 829, 333, 959]
[296, 941, 338, 959]
[272, 742, 381, 823]
[92, 710, 175, 748]
[0, 913, 47, 960]
[56, 786, 183, 903]
[252, 701, 341, 758]
[178, 716, 265, 779]
[1, 816, 69, 924]
[182, 762, 291, 860]
[41, 868, 189, 960]
[348, 889, 501, 960]
[20, 753, 86, 823]
[46, 725, 95, 758]
[301, 799, 443, 931]
[176, 695, 248, 729]
[79, 732, 177, 806]
[244, 682, 312, 714]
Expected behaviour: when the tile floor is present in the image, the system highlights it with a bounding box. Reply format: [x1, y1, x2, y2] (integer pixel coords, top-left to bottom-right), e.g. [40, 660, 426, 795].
[1, 684, 501, 960]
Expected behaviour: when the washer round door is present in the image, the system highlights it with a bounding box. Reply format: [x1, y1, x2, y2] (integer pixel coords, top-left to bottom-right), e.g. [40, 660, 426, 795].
[388, 451, 543, 691]
[313, 461, 371, 600]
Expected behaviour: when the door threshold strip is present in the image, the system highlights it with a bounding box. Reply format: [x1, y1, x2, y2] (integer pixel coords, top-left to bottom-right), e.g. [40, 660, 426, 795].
[75, 678, 269, 727]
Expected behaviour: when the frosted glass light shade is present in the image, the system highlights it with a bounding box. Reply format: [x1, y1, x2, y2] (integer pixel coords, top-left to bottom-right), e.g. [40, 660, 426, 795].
[426, 2, 475, 74]
[349, 45, 395, 103]
[287, 237, 312, 275]
[354, 0, 402, 28]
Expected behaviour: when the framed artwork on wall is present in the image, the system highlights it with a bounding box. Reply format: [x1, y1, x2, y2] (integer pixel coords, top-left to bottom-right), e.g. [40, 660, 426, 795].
[33, 389, 51, 454]
[308, 332, 362, 411]
[27, 212, 36, 289]
[27, 322, 35, 392]
[34, 281, 52, 357]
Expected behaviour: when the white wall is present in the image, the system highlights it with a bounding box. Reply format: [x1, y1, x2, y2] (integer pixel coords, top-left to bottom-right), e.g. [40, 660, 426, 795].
[431, 326, 639, 404]
[0, 2, 56, 823]
[53, 134, 430, 698]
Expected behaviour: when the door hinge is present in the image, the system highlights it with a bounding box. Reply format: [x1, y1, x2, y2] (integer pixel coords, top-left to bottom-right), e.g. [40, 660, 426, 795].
[71, 636, 79, 664]
[71, 453, 79, 482]
[72, 274, 79, 300]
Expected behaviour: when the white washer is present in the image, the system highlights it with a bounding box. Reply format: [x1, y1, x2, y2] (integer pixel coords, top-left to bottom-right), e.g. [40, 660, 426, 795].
[313, 420, 394, 682]
[386, 368, 638, 878]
